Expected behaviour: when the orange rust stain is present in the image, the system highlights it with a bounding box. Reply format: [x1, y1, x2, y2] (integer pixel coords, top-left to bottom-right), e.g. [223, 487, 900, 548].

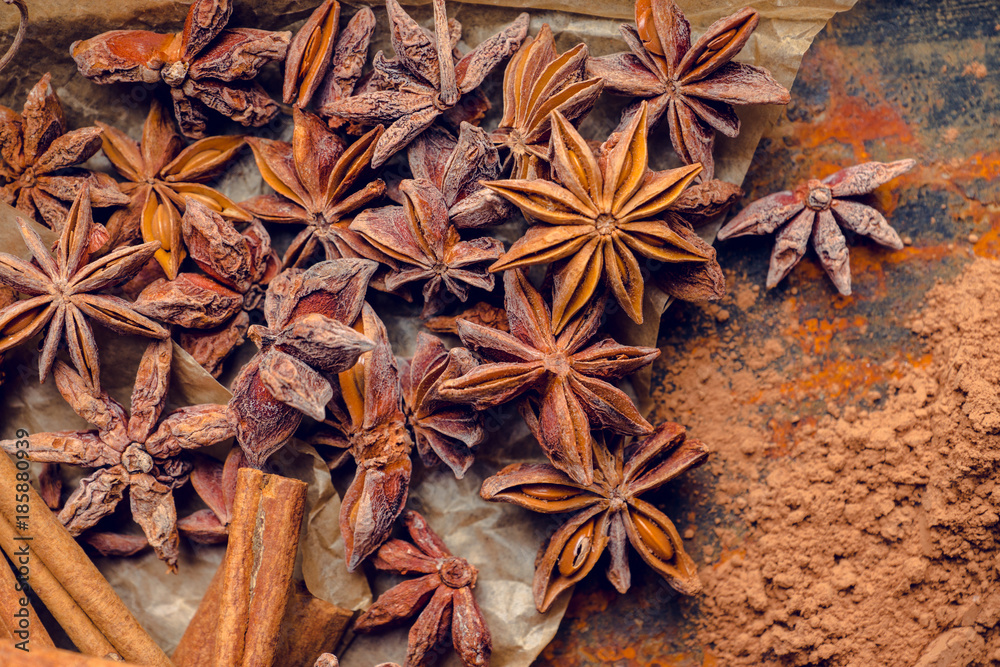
[765, 416, 819, 455]
[784, 315, 868, 355]
[787, 43, 918, 162]
[974, 223, 1000, 259]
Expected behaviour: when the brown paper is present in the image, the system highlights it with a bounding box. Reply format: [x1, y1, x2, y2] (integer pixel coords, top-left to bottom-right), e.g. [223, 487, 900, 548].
[0, 0, 857, 663]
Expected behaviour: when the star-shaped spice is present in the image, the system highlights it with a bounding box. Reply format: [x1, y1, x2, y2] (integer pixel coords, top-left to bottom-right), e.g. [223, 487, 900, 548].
[481, 421, 708, 612]
[242, 108, 387, 271]
[354, 510, 491, 667]
[405, 123, 512, 230]
[0, 339, 236, 570]
[283, 0, 376, 109]
[439, 269, 659, 485]
[71, 0, 290, 138]
[0, 187, 168, 390]
[492, 23, 604, 179]
[317, 303, 413, 571]
[228, 259, 378, 468]
[176, 446, 243, 544]
[133, 200, 279, 376]
[97, 99, 250, 277]
[717, 159, 916, 295]
[350, 176, 504, 318]
[0, 73, 128, 231]
[314, 654, 399, 667]
[484, 102, 723, 332]
[400, 333, 485, 479]
[587, 0, 789, 178]
[320, 0, 528, 167]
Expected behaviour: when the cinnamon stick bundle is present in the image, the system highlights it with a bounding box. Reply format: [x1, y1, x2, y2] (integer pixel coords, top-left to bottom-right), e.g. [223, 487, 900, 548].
[0, 513, 115, 656]
[213, 468, 308, 667]
[0, 550, 54, 647]
[174, 569, 353, 667]
[0, 454, 171, 666]
[0, 641, 141, 666]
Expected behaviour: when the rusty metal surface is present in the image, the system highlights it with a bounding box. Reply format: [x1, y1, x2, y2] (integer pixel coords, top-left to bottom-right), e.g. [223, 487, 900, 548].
[536, 0, 1000, 663]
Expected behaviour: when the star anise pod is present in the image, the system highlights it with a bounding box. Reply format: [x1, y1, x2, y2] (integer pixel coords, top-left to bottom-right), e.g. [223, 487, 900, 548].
[133, 200, 279, 376]
[319, 0, 528, 167]
[227, 259, 376, 468]
[317, 303, 413, 571]
[242, 108, 388, 272]
[97, 99, 250, 277]
[71, 0, 290, 138]
[485, 102, 723, 331]
[0, 187, 168, 390]
[492, 24, 604, 179]
[283, 0, 376, 109]
[481, 421, 707, 612]
[405, 123, 513, 230]
[399, 333, 485, 479]
[0, 73, 128, 231]
[0, 339, 236, 570]
[717, 159, 916, 295]
[350, 176, 504, 318]
[176, 446, 243, 544]
[587, 0, 789, 178]
[354, 510, 491, 667]
[423, 301, 508, 336]
[439, 269, 659, 485]
[0, 285, 13, 388]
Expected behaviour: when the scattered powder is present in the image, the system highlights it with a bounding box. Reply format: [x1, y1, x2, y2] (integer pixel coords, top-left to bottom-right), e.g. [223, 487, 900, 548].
[653, 258, 1000, 666]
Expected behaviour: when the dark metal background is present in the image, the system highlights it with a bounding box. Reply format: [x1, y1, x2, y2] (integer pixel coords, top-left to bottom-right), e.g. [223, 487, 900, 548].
[536, 0, 1000, 663]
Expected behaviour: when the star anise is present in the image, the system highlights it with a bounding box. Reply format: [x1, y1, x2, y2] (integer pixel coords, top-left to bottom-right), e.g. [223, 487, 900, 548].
[97, 99, 250, 277]
[399, 333, 485, 479]
[133, 200, 279, 376]
[717, 159, 916, 295]
[314, 653, 399, 667]
[481, 421, 707, 612]
[227, 259, 377, 468]
[439, 269, 659, 485]
[283, 0, 376, 109]
[405, 123, 513, 230]
[242, 108, 387, 272]
[354, 510, 491, 667]
[423, 301, 508, 337]
[484, 102, 723, 331]
[0, 339, 236, 570]
[0, 285, 13, 387]
[350, 176, 504, 318]
[319, 0, 528, 167]
[0, 73, 128, 232]
[587, 0, 790, 178]
[492, 24, 604, 179]
[71, 0, 290, 138]
[317, 303, 413, 571]
[0, 187, 168, 390]
[176, 446, 243, 544]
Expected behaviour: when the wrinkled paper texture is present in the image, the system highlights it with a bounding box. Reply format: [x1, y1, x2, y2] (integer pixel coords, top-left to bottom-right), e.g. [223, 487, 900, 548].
[0, 0, 856, 663]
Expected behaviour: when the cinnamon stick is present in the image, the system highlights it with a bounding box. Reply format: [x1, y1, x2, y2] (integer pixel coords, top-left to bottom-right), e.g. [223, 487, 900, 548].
[0, 641, 140, 666]
[0, 454, 171, 666]
[274, 581, 353, 667]
[0, 512, 117, 657]
[0, 550, 54, 648]
[213, 468, 307, 667]
[174, 569, 354, 667]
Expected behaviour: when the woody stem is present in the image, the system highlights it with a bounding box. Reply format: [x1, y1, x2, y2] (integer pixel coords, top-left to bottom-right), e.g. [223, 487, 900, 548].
[433, 0, 459, 106]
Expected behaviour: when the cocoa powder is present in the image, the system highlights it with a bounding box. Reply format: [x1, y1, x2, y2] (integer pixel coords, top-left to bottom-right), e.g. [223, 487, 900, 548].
[653, 258, 1000, 666]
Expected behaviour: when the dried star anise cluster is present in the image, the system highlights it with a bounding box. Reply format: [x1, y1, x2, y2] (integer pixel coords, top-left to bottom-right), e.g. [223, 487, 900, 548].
[0, 0, 920, 662]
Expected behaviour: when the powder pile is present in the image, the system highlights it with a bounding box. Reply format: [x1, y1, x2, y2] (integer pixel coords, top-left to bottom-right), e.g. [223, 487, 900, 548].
[654, 258, 1000, 666]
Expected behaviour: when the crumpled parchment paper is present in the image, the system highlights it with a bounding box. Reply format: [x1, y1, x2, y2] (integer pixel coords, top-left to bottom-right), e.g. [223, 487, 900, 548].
[0, 0, 857, 663]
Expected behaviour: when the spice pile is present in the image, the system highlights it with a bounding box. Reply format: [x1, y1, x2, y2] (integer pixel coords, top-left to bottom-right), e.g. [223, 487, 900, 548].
[652, 257, 1000, 665]
[0, 0, 930, 664]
